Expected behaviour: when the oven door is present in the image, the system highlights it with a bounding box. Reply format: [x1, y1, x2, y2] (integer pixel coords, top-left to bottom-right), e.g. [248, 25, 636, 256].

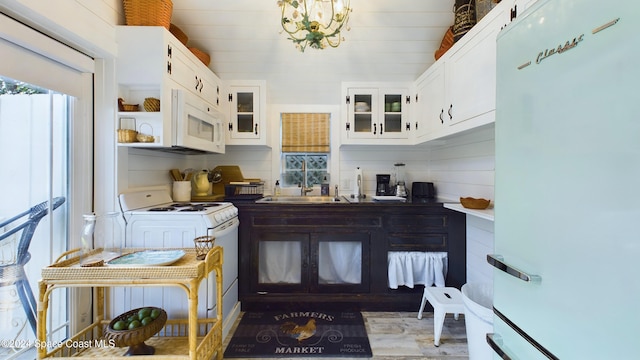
[172, 89, 225, 154]
[206, 217, 239, 316]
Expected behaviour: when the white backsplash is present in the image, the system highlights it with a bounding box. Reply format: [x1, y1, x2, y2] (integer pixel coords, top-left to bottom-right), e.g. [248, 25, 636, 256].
[122, 124, 494, 204]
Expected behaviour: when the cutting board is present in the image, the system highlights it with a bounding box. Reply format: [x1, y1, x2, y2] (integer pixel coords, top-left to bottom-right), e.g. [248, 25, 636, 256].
[211, 165, 245, 195]
[192, 194, 225, 201]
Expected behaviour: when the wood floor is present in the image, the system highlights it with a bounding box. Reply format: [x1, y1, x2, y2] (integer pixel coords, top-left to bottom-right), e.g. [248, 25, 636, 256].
[223, 311, 470, 360]
[9, 311, 470, 359]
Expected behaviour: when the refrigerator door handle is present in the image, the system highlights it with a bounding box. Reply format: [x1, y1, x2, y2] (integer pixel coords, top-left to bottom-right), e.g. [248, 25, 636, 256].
[487, 254, 542, 283]
[486, 333, 515, 360]
[493, 307, 560, 360]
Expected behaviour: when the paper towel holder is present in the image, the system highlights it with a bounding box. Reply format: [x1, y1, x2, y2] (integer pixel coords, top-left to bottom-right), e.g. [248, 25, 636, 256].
[351, 167, 365, 199]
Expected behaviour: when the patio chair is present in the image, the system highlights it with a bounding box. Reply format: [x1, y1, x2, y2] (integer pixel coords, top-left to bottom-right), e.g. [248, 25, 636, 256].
[0, 196, 65, 335]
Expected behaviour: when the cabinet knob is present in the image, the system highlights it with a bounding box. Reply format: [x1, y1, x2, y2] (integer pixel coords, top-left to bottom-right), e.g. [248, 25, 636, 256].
[439, 109, 444, 124]
[373, 123, 377, 135]
[229, 122, 233, 131]
[448, 104, 453, 120]
[406, 122, 411, 131]
[380, 123, 384, 135]
[254, 124, 258, 135]
[346, 122, 351, 131]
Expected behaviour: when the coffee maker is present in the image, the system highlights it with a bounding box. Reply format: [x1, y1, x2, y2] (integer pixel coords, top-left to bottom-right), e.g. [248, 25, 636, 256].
[376, 174, 391, 196]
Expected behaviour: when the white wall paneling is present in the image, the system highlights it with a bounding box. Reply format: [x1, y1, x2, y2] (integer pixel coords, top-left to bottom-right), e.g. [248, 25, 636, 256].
[339, 145, 432, 196]
[465, 215, 494, 288]
[426, 124, 495, 202]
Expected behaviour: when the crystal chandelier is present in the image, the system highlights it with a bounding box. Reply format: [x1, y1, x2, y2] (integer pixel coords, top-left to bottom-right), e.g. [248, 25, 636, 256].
[277, 0, 352, 52]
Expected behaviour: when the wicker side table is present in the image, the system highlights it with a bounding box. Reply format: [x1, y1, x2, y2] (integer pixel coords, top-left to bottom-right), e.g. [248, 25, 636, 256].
[37, 247, 223, 359]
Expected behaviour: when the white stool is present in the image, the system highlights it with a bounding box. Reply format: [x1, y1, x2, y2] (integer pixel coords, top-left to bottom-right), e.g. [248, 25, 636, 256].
[417, 286, 465, 346]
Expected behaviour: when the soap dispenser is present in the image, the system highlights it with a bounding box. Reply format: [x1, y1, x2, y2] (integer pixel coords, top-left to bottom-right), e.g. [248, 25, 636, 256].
[274, 180, 281, 196]
[321, 175, 329, 196]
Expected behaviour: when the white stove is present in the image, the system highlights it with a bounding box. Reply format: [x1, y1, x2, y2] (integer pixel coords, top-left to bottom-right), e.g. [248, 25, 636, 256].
[116, 189, 240, 338]
[119, 189, 238, 227]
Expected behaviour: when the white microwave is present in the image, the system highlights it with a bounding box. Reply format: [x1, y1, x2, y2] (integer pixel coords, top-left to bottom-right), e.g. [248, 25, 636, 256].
[172, 89, 225, 154]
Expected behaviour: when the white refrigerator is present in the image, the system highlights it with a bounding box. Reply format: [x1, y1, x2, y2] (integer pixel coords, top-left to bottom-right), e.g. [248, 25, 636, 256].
[492, 0, 639, 358]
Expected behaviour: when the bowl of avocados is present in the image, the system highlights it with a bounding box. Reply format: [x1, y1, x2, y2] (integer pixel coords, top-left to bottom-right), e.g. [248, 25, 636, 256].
[104, 306, 167, 356]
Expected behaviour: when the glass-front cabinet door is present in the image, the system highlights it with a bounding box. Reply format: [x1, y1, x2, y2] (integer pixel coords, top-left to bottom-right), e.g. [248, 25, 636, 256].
[345, 87, 410, 141]
[313, 232, 370, 293]
[255, 232, 309, 293]
[346, 88, 377, 139]
[379, 89, 410, 139]
[226, 80, 267, 145]
[228, 85, 261, 140]
[253, 231, 370, 294]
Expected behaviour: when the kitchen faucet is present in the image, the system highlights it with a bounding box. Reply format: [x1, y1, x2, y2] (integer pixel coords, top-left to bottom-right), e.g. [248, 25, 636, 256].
[300, 160, 313, 196]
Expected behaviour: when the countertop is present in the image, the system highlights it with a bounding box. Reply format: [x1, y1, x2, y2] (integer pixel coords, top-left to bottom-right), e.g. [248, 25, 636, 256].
[343, 195, 442, 205]
[232, 195, 446, 207]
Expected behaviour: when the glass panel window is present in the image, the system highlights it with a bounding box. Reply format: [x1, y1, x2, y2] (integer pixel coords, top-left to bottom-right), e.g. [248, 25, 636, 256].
[282, 154, 328, 187]
[0, 76, 70, 356]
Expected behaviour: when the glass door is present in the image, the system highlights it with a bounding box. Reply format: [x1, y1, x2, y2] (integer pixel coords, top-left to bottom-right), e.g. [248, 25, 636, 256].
[229, 86, 261, 140]
[255, 232, 310, 293]
[347, 89, 378, 139]
[313, 232, 370, 293]
[1, 13, 94, 358]
[380, 90, 410, 139]
[0, 76, 70, 358]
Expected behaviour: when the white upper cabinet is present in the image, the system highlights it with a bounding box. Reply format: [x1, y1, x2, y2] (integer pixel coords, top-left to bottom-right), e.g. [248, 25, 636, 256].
[412, 0, 521, 144]
[226, 80, 268, 146]
[414, 61, 446, 141]
[115, 26, 224, 153]
[444, 8, 502, 127]
[341, 83, 412, 145]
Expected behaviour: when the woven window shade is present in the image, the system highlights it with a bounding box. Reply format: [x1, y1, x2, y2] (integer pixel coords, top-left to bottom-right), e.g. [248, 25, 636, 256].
[282, 113, 330, 153]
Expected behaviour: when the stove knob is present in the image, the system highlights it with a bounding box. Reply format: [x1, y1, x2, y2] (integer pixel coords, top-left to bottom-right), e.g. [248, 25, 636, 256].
[214, 213, 223, 222]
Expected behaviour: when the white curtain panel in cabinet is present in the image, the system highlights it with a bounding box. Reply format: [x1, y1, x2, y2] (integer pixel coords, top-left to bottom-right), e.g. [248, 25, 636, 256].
[387, 251, 448, 289]
[318, 241, 361, 284]
[258, 241, 362, 284]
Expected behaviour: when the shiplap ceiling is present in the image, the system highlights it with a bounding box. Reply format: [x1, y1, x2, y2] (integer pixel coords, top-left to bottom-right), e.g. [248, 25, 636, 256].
[171, 0, 455, 104]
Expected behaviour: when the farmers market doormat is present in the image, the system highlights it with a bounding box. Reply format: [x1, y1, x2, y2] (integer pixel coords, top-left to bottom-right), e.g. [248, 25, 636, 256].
[223, 311, 372, 358]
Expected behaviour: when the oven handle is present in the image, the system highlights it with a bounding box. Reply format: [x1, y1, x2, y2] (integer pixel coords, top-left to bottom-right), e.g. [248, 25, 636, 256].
[207, 217, 239, 238]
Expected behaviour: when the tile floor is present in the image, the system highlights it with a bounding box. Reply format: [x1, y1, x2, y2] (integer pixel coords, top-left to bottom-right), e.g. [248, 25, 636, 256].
[223, 311, 470, 360]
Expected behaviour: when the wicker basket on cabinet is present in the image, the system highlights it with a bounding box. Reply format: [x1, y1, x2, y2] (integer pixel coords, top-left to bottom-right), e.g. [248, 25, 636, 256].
[123, 0, 173, 30]
[189, 47, 211, 66]
[170, 23, 189, 45]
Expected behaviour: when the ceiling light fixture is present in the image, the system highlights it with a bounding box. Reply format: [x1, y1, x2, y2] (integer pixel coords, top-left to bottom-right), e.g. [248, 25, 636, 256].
[277, 0, 351, 52]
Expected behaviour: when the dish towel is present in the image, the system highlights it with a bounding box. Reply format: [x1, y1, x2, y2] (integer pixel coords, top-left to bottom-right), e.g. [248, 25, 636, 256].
[387, 251, 448, 289]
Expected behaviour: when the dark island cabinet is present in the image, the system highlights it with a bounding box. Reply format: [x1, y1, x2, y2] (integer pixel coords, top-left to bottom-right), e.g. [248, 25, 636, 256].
[235, 202, 465, 311]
